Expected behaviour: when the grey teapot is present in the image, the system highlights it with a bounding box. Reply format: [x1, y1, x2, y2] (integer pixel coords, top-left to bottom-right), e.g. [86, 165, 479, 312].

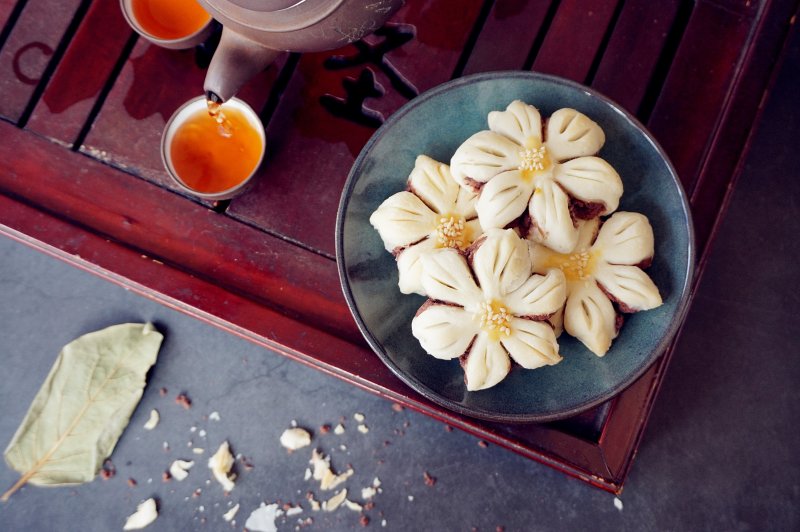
[198, 0, 405, 102]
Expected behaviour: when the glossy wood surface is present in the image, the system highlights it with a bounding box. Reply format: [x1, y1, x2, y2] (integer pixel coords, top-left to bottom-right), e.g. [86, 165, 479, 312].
[1, 0, 797, 493]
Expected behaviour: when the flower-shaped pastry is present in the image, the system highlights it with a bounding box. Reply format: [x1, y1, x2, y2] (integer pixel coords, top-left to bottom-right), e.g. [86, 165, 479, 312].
[370, 155, 482, 295]
[530, 212, 662, 356]
[450, 100, 624, 254]
[412, 229, 567, 391]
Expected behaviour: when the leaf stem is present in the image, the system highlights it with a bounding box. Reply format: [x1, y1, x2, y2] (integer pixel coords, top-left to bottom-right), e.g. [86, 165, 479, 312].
[1, 470, 34, 502]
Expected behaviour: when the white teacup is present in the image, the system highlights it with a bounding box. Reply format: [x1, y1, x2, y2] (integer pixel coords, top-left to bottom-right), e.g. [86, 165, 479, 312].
[161, 96, 266, 201]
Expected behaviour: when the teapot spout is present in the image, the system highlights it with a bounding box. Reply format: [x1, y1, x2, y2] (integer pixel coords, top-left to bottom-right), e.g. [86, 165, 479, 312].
[204, 26, 282, 103]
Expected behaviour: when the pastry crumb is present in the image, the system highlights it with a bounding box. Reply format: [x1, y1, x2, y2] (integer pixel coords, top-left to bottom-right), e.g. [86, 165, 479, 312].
[169, 459, 194, 481]
[143, 409, 160, 430]
[208, 441, 236, 492]
[123, 498, 158, 530]
[281, 428, 312, 451]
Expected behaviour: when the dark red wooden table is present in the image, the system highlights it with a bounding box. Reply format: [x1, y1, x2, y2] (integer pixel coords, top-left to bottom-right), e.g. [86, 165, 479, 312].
[1, 0, 796, 493]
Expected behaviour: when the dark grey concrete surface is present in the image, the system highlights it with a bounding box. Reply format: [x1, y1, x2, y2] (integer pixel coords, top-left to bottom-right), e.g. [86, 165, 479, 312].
[2, 25, 799, 532]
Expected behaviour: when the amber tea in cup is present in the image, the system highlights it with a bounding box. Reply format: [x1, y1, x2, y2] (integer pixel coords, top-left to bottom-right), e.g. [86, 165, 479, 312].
[162, 97, 265, 200]
[121, 0, 213, 49]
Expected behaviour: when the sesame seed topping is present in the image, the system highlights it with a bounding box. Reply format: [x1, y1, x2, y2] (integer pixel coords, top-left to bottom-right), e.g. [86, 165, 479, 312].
[435, 216, 468, 249]
[518, 146, 548, 172]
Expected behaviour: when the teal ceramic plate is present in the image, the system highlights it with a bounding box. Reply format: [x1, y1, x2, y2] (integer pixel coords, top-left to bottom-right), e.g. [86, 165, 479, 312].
[336, 72, 694, 423]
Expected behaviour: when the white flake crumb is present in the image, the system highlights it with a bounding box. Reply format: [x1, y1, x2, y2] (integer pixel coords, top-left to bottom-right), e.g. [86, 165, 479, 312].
[192, 448, 204, 455]
[198, 429, 207, 438]
[143, 409, 160, 430]
[208, 441, 236, 492]
[339, 445, 347, 452]
[304, 468, 312, 481]
[162, 442, 170, 451]
[280, 428, 312, 451]
[333, 424, 345, 435]
[222, 503, 239, 522]
[353, 413, 365, 422]
[310, 497, 321, 511]
[169, 459, 194, 481]
[209, 411, 221, 421]
[344, 500, 362, 512]
[123, 498, 158, 530]
[285, 506, 303, 517]
[244, 503, 279, 532]
[310, 449, 354, 491]
[381, 519, 387, 527]
[357, 424, 369, 434]
[361, 487, 377, 500]
[291, 420, 298, 427]
[407, 495, 414, 502]
[614, 497, 623, 511]
[372, 477, 381, 488]
[190, 426, 197, 433]
[198, 505, 205, 512]
[323, 489, 347, 512]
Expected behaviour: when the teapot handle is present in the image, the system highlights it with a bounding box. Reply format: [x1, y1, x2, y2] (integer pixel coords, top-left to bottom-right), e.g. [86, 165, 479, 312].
[204, 26, 282, 103]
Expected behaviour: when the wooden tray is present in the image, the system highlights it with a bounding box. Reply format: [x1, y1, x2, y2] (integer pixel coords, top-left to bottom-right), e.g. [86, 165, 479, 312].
[1, 0, 796, 493]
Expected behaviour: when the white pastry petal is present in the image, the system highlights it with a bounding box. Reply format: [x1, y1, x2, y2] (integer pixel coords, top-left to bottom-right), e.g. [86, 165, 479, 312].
[504, 269, 567, 318]
[594, 212, 655, 266]
[575, 217, 601, 251]
[369, 191, 436, 251]
[396, 237, 438, 296]
[594, 264, 662, 312]
[475, 170, 534, 229]
[528, 241, 558, 276]
[564, 281, 617, 356]
[471, 229, 531, 299]
[450, 130, 521, 186]
[529, 179, 579, 254]
[407, 155, 460, 216]
[453, 183, 479, 219]
[549, 307, 565, 337]
[411, 304, 477, 360]
[487, 100, 543, 147]
[420, 249, 483, 307]
[554, 157, 623, 215]
[501, 318, 562, 369]
[463, 334, 511, 391]
[545, 108, 606, 161]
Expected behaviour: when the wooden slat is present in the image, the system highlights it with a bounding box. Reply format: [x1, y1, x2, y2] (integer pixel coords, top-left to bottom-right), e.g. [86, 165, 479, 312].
[591, 0, 682, 113]
[0, 0, 20, 31]
[647, 1, 752, 193]
[462, 0, 554, 75]
[80, 39, 281, 192]
[531, 0, 620, 83]
[0, 119, 360, 345]
[26, 0, 132, 145]
[689, 0, 798, 252]
[0, 0, 83, 122]
[226, 0, 484, 257]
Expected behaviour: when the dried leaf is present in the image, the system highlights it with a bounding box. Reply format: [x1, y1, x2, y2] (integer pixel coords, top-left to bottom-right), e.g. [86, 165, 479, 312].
[2, 323, 163, 501]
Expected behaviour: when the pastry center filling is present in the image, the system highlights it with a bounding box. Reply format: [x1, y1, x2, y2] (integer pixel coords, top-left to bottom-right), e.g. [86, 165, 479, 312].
[435, 215, 468, 250]
[518, 138, 551, 178]
[477, 300, 512, 339]
[545, 250, 597, 283]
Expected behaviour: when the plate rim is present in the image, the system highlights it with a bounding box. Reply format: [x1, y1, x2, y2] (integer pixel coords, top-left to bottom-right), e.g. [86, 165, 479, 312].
[335, 70, 696, 423]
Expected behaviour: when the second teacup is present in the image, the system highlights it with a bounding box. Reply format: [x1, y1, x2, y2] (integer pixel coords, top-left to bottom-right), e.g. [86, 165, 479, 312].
[120, 0, 214, 49]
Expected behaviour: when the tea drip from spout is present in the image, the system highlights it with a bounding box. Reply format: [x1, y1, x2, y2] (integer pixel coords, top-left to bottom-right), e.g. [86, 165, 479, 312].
[206, 93, 234, 138]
